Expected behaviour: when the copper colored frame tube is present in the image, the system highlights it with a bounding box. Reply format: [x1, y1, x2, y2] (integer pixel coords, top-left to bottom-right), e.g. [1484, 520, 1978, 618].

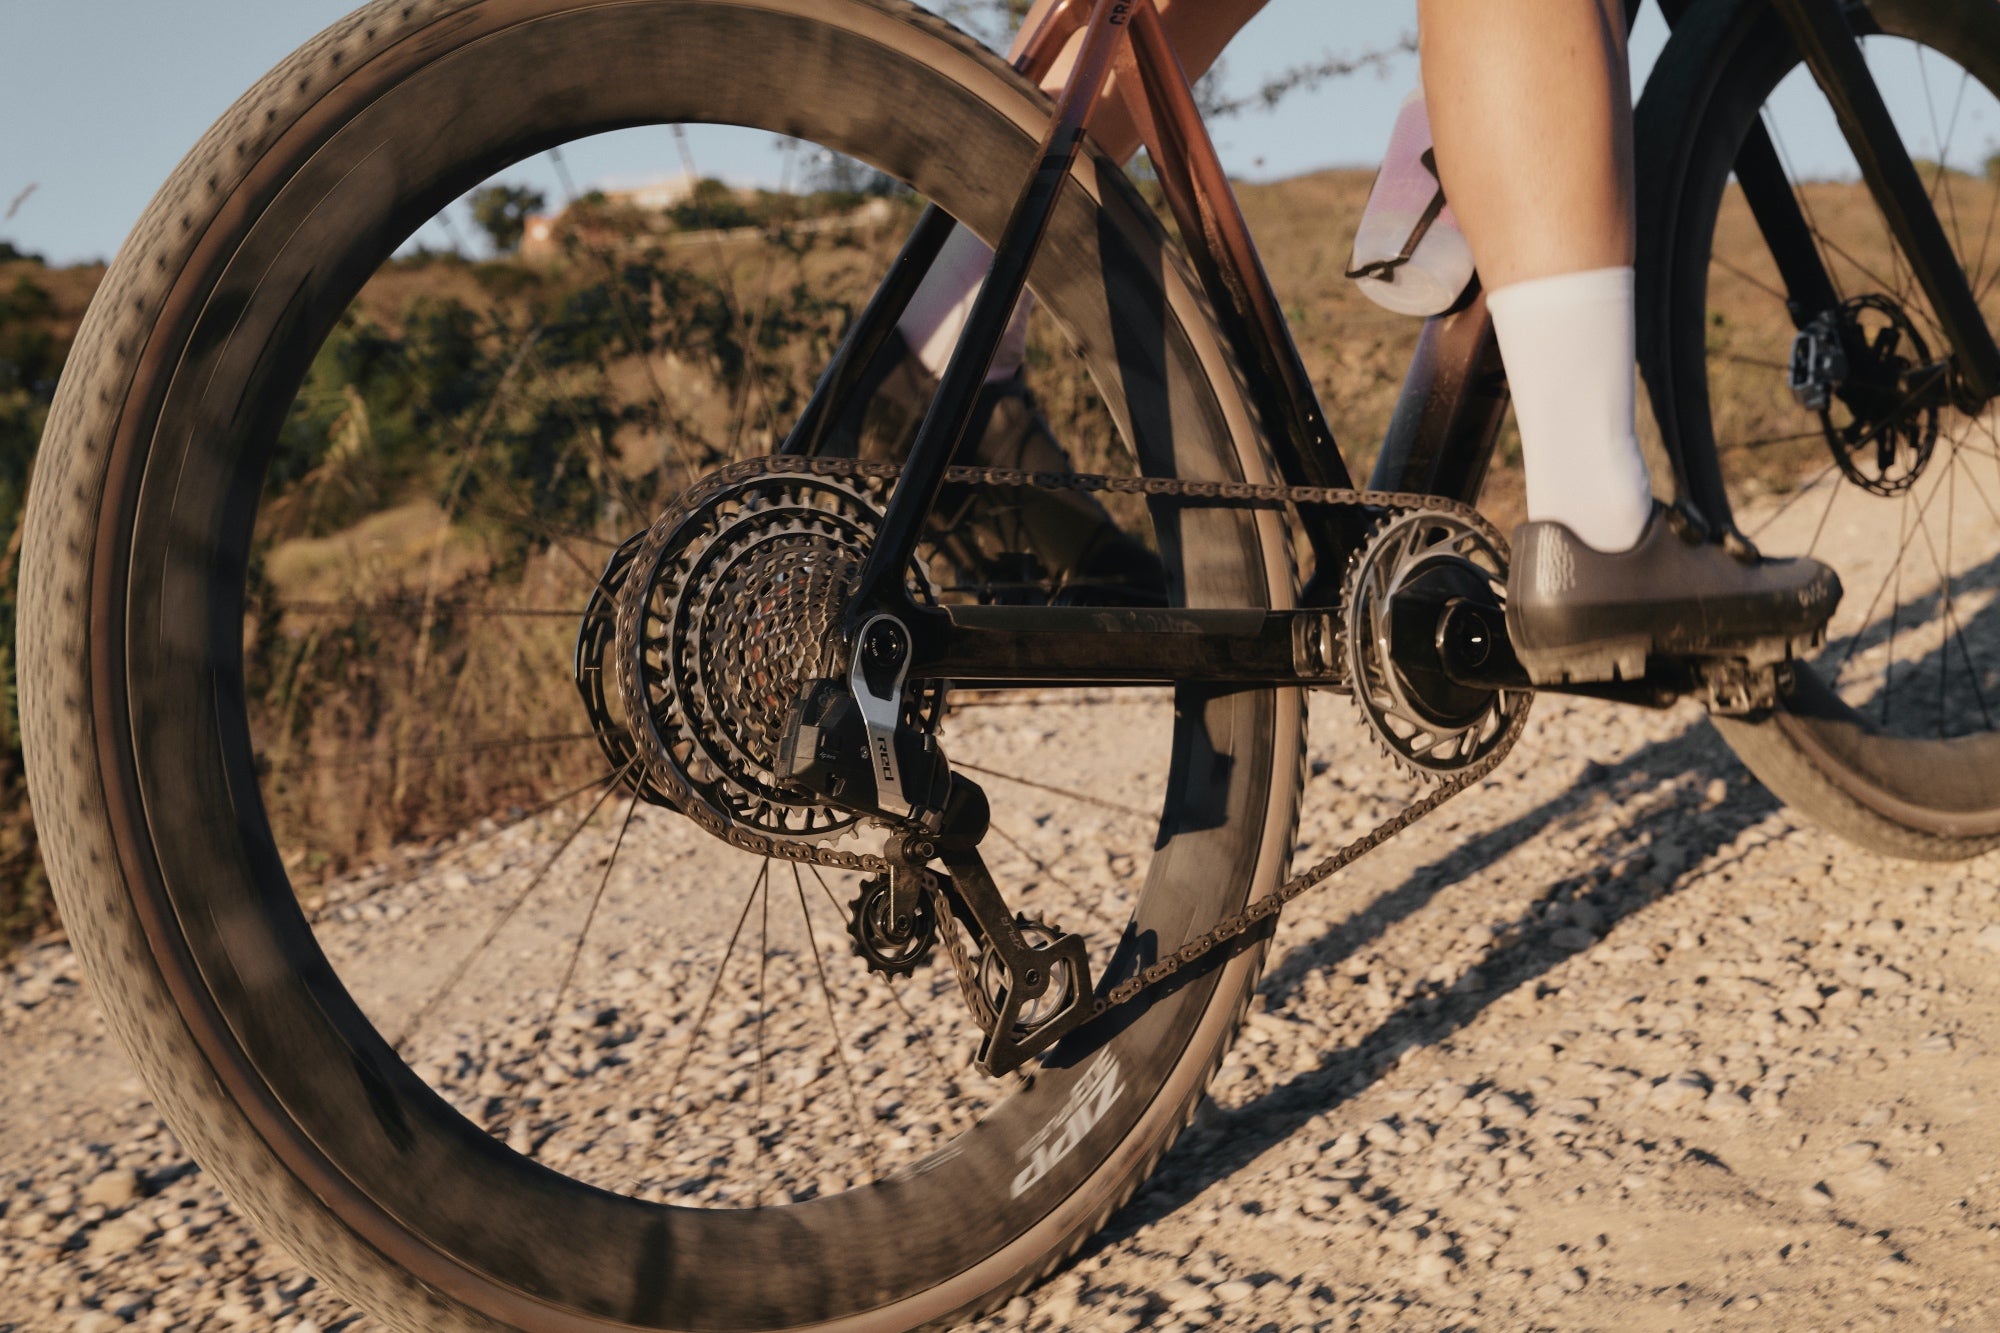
[1011, 0, 1093, 81]
[1121, 2, 1347, 482]
[980, 1, 1510, 561]
[848, 0, 1130, 611]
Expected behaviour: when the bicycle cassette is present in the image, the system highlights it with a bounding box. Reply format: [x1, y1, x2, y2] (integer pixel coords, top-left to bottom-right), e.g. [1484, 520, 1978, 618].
[610, 466, 940, 846]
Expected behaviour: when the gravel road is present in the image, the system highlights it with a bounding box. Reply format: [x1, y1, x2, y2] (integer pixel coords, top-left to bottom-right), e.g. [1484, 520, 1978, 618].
[8, 463, 2000, 1330]
[8, 686, 2000, 1331]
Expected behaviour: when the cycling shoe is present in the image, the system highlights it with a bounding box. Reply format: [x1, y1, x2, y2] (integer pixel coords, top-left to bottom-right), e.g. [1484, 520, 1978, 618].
[1505, 500, 1842, 686]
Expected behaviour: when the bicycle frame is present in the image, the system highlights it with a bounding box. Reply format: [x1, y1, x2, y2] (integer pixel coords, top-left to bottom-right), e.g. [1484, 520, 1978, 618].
[782, 0, 2000, 691]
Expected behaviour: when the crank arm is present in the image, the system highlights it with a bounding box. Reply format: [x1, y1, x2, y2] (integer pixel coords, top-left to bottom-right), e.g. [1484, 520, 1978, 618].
[934, 850, 1094, 1078]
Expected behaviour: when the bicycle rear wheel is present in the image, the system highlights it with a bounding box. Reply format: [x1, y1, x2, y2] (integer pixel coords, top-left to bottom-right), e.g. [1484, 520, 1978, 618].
[16, 1, 1301, 1328]
[1640, 0, 2000, 860]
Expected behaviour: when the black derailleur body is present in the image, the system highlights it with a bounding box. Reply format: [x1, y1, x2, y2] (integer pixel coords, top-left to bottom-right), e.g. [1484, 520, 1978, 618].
[776, 614, 1098, 1077]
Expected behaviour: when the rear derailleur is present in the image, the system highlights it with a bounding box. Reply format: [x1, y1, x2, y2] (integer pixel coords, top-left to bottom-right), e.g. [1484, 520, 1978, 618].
[777, 613, 1093, 1078]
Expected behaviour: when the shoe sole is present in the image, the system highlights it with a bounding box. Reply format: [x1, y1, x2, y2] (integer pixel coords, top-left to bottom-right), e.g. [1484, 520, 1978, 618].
[1517, 630, 1826, 688]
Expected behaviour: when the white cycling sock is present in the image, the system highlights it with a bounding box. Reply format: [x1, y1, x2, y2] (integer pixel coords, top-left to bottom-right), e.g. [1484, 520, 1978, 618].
[1486, 265, 1655, 553]
[897, 223, 1033, 385]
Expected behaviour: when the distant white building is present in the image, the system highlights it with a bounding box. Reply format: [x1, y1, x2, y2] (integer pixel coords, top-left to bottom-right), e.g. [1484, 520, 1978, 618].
[614, 175, 703, 211]
[519, 175, 722, 258]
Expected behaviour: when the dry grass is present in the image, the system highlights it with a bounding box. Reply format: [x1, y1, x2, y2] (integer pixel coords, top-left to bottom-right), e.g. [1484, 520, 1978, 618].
[8, 167, 1965, 916]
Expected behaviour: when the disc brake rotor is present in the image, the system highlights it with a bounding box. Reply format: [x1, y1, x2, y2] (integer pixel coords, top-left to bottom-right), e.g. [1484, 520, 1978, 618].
[1819, 294, 1942, 497]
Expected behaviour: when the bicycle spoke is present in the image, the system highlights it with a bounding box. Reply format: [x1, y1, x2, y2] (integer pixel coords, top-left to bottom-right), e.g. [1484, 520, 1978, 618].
[1836, 469, 1953, 682]
[731, 136, 803, 453]
[753, 861, 772, 1205]
[544, 145, 727, 472]
[1904, 456, 1994, 734]
[1973, 169, 2000, 303]
[803, 863, 961, 1090]
[460, 497, 625, 562]
[951, 759, 1155, 822]
[1709, 252, 1789, 305]
[407, 769, 636, 878]
[1940, 454, 1959, 735]
[537, 786, 642, 1045]
[525, 339, 653, 524]
[660, 858, 770, 1120]
[946, 688, 1172, 710]
[1882, 488, 1911, 725]
[792, 863, 879, 1179]
[1915, 49, 1971, 263]
[266, 730, 600, 779]
[665, 125, 800, 458]
[987, 819, 1121, 931]
[1764, 112, 1847, 304]
[1948, 432, 2000, 532]
[352, 325, 618, 586]
[393, 761, 633, 1050]
[1716, 350, 1790, 373]
[1804, 460, 1845, 559]
[272, 598, 591, 621]
[1748, 460, 1840, 542]
[1736, 429, 1826, 452]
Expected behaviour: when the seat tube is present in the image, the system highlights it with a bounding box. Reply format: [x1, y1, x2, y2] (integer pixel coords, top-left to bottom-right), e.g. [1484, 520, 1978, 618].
[1370, 291, 1510, 504]
[845, 0, 1130, 623]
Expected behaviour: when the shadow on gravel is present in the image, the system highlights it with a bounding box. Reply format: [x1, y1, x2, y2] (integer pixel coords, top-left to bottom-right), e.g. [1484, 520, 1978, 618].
[1086, 534, 2000, 1250]
[1084, 709, 1786, 1251]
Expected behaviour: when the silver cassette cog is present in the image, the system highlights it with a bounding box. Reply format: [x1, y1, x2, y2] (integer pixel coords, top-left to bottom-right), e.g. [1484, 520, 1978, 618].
[1344, 510, 1530, 776]
[612, 469, 940, 845]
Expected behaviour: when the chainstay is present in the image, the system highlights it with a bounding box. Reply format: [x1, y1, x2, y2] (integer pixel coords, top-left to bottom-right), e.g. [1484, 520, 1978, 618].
[643, 453, 1525, 1018]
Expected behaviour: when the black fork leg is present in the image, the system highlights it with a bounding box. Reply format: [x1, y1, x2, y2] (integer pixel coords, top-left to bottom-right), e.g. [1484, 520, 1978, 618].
[1771, 0, 2000, 402]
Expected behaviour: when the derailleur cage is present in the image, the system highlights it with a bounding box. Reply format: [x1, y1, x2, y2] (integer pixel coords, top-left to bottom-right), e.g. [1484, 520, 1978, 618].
[906, 838, 1095, 1078]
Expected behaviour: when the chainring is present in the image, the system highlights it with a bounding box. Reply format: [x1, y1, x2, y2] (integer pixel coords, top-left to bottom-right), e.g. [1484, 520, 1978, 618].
[1344, 510, 1529, 776]
[612, 469, 940, 846]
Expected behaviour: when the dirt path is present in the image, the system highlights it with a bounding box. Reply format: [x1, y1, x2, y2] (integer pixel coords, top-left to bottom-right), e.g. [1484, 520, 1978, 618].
[7, 686, 1999, 1331]
[7, 456, 2000, 1330]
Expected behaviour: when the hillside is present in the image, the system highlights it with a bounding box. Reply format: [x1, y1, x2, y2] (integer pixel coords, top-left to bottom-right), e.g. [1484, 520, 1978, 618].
[0, 163, 1973, 949]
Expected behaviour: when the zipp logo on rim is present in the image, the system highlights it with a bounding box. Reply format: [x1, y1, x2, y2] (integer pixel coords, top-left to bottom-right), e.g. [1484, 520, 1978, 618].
[1010, 1052, 1126, 1197]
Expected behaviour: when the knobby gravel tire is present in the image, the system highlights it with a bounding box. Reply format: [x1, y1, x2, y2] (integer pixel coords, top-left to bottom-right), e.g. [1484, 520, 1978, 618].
[17, 1, 1304, 1328]
[1638, 0, 2000, 861]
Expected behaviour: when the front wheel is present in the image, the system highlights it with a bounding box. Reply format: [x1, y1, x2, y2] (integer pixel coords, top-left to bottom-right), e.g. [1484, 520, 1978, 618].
[17, 1, 1301, 1328]
[1640, 0, 2000, 860]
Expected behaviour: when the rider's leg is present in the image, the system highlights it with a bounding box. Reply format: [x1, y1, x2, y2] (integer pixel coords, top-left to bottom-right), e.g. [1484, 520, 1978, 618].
[1419, 0, 1652, 555]
[897, 0, 1267, 384]
[1421, 0, 1839, 681]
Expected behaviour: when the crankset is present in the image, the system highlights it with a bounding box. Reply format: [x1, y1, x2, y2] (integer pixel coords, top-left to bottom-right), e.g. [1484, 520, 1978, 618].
[600, 454, 1806, 1076]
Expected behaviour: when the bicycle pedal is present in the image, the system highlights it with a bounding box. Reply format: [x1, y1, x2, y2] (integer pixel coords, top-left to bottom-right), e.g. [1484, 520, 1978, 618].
[1699, 656, 1798, 716]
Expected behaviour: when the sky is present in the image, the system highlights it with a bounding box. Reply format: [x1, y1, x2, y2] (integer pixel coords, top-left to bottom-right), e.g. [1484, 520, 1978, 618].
[1, 0, 1666, 267]
[0, 0, 1979, 269]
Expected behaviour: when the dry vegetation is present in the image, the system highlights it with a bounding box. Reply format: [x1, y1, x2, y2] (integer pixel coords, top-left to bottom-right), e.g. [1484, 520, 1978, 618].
[3, 165, 1984, 945]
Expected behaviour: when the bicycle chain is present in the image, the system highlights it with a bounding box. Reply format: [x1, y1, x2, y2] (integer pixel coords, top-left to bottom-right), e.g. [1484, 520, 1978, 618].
[626, 453, 1528, 1025]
